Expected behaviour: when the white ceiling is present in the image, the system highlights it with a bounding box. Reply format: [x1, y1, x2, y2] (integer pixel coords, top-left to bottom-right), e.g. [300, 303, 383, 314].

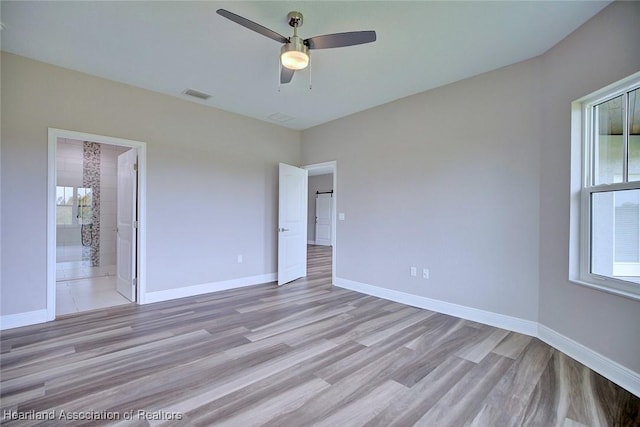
[1, 1, 610, 130]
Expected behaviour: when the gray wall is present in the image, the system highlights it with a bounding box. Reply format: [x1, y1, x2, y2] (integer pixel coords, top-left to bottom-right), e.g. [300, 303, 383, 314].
[1, 52, 301, 315]
[303, 57, 542, 322]
[538, 2, 640, 373]
[302, 1, 639, 373]
[307, 174, 333, 242]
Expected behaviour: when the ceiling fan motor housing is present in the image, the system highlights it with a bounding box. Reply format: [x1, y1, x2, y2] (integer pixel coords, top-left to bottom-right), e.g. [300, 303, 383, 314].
[287, 11, 303, 28]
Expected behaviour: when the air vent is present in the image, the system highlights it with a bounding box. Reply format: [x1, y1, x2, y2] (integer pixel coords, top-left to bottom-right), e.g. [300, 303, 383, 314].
[183, 88, 211, 100]
[268, 112, 295, 123]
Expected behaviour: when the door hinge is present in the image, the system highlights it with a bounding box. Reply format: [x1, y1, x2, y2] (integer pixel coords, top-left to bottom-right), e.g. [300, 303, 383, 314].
[134, 221, 139, 229]
[133, 278, 137, 288]
[133, 163, 138, 171]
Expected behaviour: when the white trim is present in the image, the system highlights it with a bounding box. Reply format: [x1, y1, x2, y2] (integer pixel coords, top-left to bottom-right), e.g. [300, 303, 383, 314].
[334, 277, 538, 336]
[568, 277, 640, 301]
[589, 181, 640, 193]
[538, 325, 640, 397]
[1, 310, 49, 330]
[577, 71, 640, 109]
[308, 240, 316, 245]
[47, 128, 148, 315]
[334, 276, 639, 396]
[303, 161, 337, 286]
[144, 273, 277, 304]
[47, 137, 57, 321]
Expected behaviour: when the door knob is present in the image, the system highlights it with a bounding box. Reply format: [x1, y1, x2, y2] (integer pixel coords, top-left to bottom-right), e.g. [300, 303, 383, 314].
[279, 227, 290, 232]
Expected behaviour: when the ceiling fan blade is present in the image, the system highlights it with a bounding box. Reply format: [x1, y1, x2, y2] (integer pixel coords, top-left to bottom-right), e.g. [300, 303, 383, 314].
[305, 31, 376, 50]
[216, 9, 289, 44]
[281, 67, 295, 84]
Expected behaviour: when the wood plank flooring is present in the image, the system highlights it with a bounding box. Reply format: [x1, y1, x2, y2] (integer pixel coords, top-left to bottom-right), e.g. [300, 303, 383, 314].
[1, 245, 638, 426]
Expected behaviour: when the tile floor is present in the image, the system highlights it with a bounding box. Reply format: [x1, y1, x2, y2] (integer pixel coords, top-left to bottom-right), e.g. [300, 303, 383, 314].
[56, 275, 131, 316]
[56, 244, 90, 263]
[56, 255, 117, 281]
[57, 244, 116, 280]
[56, 245, 131, 316]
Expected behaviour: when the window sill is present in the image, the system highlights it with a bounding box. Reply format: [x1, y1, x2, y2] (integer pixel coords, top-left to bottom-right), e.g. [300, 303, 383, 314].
[569, 277, 640, 302]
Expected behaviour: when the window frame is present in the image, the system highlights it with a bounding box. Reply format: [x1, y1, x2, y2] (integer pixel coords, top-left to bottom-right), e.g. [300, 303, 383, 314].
[571, 72, 640, 300]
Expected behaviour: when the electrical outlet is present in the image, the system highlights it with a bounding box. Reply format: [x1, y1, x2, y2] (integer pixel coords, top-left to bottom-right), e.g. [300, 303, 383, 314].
[410, 267, 417, 277]
[423, 268, 429, 279]
[237, 255, 243, 263]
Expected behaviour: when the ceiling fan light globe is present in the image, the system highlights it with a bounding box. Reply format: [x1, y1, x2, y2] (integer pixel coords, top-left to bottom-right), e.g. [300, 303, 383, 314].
[280, 38, 309, 70]
[281, 50, 309, 70]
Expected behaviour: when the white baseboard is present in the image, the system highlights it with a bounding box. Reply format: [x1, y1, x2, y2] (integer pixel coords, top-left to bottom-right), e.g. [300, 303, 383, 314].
[0, 309, 49, 330]
[334, 277, 538, 336]
[538, 324, 640, 397]
[334, 276, 639, 397]
[143, 273, 277, 304]
[308, 240, 316, 245]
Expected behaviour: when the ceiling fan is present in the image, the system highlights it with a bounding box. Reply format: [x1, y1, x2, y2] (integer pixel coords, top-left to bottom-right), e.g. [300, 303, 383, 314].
[216, 9, 376, 84]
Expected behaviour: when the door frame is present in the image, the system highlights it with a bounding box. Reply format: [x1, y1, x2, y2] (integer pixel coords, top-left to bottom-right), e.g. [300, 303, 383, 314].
[303, 161, 337, 286]
[47, 128, 148, 320]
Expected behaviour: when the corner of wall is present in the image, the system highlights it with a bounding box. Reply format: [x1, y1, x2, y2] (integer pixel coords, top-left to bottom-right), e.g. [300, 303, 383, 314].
[538, 324, 640, 397]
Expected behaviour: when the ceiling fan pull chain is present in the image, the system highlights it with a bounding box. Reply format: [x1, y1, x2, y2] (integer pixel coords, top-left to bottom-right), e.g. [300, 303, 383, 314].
[309, 60, 312, 90]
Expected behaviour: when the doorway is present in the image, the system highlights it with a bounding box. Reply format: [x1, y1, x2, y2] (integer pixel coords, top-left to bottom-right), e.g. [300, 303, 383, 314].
[47, 129, 147, 320]
[303, 161, 337, 285]
[308, 181, 333, 247]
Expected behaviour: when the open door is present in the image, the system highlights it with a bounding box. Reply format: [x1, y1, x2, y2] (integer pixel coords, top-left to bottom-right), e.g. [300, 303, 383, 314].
[116, 149, 138, 301]
[278, 163, 308, 286]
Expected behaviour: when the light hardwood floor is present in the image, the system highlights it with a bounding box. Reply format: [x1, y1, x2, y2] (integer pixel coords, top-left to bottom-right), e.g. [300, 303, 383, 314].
[1, 245, 638, 426]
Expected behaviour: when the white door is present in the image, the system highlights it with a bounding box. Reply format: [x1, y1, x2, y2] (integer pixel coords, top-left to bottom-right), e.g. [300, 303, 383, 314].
[315, 193, 333, 246]
[278, 163, 308, 286]
[116, 149, 138, 301]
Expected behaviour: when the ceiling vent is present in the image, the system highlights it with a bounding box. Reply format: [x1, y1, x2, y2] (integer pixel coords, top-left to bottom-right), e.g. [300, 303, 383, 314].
[183, 88, 211, 100]
[268, 112, 295, 123]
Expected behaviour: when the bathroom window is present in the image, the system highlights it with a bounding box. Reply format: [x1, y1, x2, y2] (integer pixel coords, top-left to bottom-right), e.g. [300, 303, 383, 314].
[56, 186, 93, 226]
[56, 186, 74, 225]
[77, 187, 93, 224]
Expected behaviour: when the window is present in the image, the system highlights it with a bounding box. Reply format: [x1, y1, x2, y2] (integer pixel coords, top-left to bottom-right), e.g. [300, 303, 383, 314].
[55, 186, 93, 226]
[572, 73, 640, 299]
[77, 187, 93, 225]
[56, 186, 74, 225]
